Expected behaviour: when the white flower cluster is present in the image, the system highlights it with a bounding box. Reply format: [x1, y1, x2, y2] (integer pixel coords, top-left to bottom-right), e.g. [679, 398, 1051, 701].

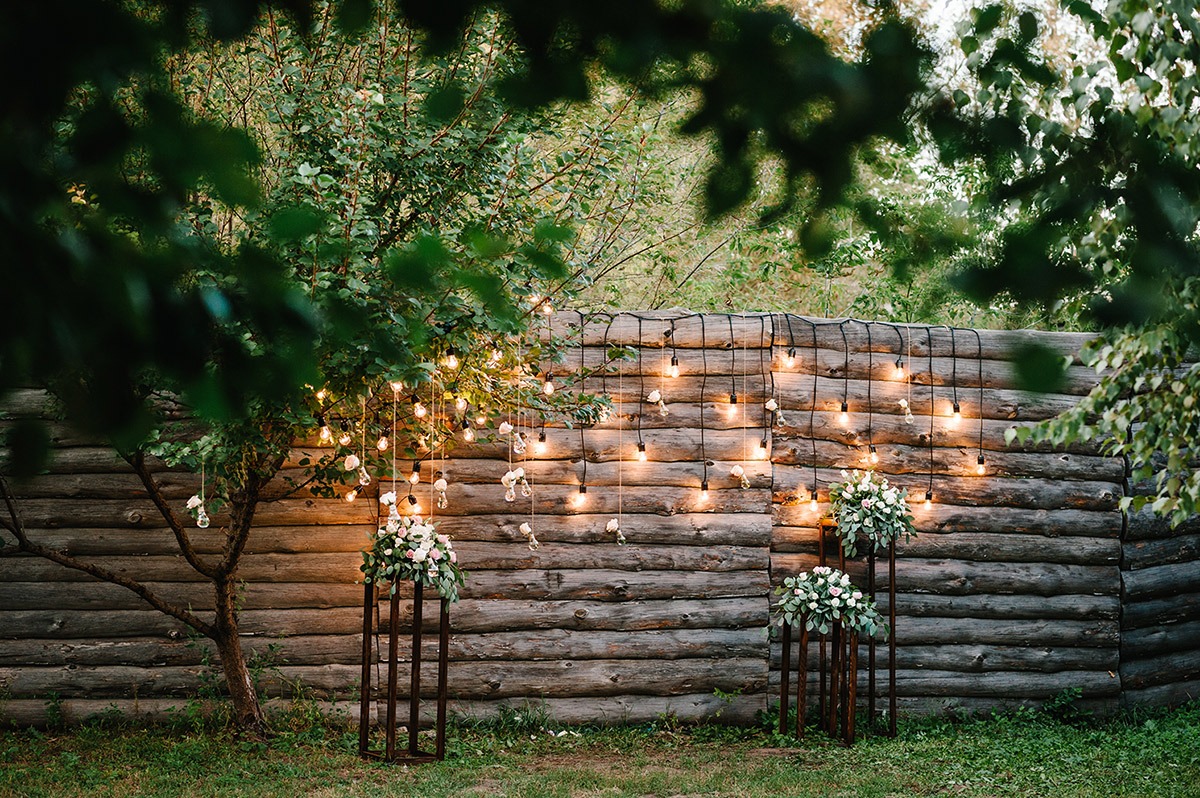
[828, 469, 916, 558]
[361, 500, 464, 602]
[501, 467, 531, 502]
[647, 389, 668, 417]
[185, 494, 210, 529]
[774, 566, 886, 637]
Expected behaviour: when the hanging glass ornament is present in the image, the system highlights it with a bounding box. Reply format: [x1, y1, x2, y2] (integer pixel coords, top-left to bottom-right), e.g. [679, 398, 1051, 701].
[196, 509, 210, 529]
[434, 478, 449, 509]
[512, 431, 527, 455]
[731, 463, 751, 490]
[358, 466, 371, 486]
[606, 517, 626, 545]
[519, 521, 540, 550]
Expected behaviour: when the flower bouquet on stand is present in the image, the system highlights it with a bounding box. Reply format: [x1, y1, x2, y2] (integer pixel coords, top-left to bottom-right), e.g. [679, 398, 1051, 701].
[827, 469, 915, 558]
[361, 498, 465, 602]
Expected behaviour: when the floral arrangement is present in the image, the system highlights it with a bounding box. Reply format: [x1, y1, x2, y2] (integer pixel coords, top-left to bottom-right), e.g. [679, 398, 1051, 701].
[361, 495, 465, 601]
[774, 566, 886, 637]
[828, 469, 915, 558]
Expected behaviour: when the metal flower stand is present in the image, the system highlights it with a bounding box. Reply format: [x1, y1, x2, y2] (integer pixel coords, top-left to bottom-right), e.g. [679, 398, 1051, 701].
[777, 520, 897, 743]
[358, 581, 450, 763]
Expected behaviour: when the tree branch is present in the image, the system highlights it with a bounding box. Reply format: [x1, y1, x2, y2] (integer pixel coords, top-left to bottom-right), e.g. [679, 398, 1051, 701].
[123, 450, 220, 580]
[0, 475, 214, 637]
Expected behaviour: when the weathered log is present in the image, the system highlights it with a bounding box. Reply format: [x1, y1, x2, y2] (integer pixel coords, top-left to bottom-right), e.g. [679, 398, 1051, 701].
[1, 657, 768, 700]
[1122, 561, 1200, 601]
[543, 313, 1092, 359]
[768, 643, 1118, 673]
[449, 542, 769, 572]
[0, 552, 363, 584]
[450, 427, 773, 463]
[1122, 592, 1200, 630]
[1121, 620, 1200, 659]
[887, 592, 1120, 621]
[9, 498, 374, 529]
[771, 466, 1120, 511]
[0, 581, 364, 612]
[424, 458, 772, 488]
[0, 698, 359, 729]
[458, 568, 771, 601]
[1120, 649, 1200, 690]
[1123, 533, 1200, 571]
[773, 505, 1121, 536]
[0, 608, 363, 639]
[1119, 679, 1200, 708]
[447, 692, 766, 726]
[769, 528, 1118, 566]
[763, 667, 1120, 698]
[770, 554, 1119, 598]
[771, 438, 1123, 481]
[4, 472, 199, 501]
[433, 513, 772, 546]
[0, 525, 377, 558]
[1124, 507, 1200, 541]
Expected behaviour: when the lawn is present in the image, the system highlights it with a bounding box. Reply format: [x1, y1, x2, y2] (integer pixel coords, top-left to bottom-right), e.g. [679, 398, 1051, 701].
[2, 702, 1198, 797]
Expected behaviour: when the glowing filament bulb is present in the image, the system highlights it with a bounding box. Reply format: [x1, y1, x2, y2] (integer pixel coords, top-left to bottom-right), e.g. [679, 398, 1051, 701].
[728, 392, 739, 417]
[315, 388, 328, 402]
[951, 402, 962, 424]
[462, 421, 475, 442]
[784, 348, 797, 369]
[476, 413, 488, 427]
[839, 401, 849, 424]
[573, 485, 588, 507]
[338, 423, 353, 447]
[390, 380, 405, 394]
[755, 438, 768, 460]
[810, 488, 819, 512]
[543, 374, 555, 395]
[869, 444, 879, 465]
[407, 494, 421, 514]
[668, 357, 680, 379]
[636, 441, 648, 462]
[924, 489, 933, 509]
[317, 416, 332, 443]
[893, 359, 905, 380]
[444, 350, 459, 370]
[345, 489, 358, 503]
[411, 396, 427, 418]
[976, 454, 986, 475]
[535, 431, 547, 455]
[455, 396, 468, 412]
[409, 463, 421, 485]
[377, 435, 389, 451]
[488, 348, 503, 365]
[541, 302, 554, 315]
[699, 480, 710, 502]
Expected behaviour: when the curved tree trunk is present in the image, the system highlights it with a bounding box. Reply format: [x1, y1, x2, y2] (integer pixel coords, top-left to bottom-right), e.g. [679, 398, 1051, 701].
[213, 576, 266, 734]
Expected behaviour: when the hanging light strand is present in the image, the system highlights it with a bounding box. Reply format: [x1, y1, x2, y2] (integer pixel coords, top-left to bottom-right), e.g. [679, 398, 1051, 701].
[839, 319, 850, 422]
[759, 314, 772, 458]
[809, 317, 820, 508]
[699, 314, 710, 500]
[972, 327, 986, 475]
[636, 315, 646, 455]
[783, 312, 797, 369]
[728, 314, 738, 412]
[866, 322, 877, 466]
[951, 326, 961, 422]
[927, 326, 937, 506]
[668, 318, 679, 378]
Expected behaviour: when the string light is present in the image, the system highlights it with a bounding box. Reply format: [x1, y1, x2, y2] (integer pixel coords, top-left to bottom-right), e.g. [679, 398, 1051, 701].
[784, 347, 797, 368]
[893, 358, 905, 380]
[488, 348, 503, 365]
[408, 462, 421, 485]
[455, 396, 468, 413]
[345, 488, 358, 503]
[338, 421, 353, 447]
[839, 400, 849, 424]
[669, 356, 680, 379]
[376, 435, 389, 451]
[407, 493, 422, 514]
[461, 419, 475, 442]
[976, 453, 986, 475]
[728, 391, 739, 417]
[573, 484, 588, 507]
[541, 302, 555, 315]
[444, 348, 459, 370]
[636, 441, 648, 462]
[476, 412, 487, 427]
[869, 444, 879, 465]
[315, 388, 328, 402]
[390, 380, 404, 394]
[535, 430, 547, 454]
[699, 480, 709, 501]
[809, 486, 819, 512]
[317, 415, 332, 443]
[951, 401, 962, 425]
[924, 488, 933, 509]
[411, 395, 427, 418]
[755, 437, 768, 460]
[542, 372, 555, 395]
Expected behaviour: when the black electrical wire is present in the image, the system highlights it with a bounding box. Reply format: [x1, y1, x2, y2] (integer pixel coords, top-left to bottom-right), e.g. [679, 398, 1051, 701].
[699, 315, 709, 490]
[928, 326, 937, 498]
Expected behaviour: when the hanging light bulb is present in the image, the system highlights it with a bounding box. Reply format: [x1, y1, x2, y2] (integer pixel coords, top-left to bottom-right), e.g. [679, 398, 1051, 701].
[409, 462, 421, 485]
[535, 430, 548, 454]
[573, 484, 588, 507]
[411, 395, 427, 418]
[810, 486, 819, 512]
[976, 453, 986, 475]
[636, 441, 648, 462]
[376, 435, 389, 451]
[668, 356, 680, 379]
[317, 415, 332, 443]
[755, 438, 769, 460]
[839, 401, 849, 424]
[699, 480, 710, 502]
[390, 379, 405, 394]
[951, 402, 962, 424]
[407, 493, 421, 514]
[455, 396, 468, 413]
[541, 301, 554, 315]
[728, 391, 739, 417]
[542, 373, 555, 395]
[488, 348, 503, 365]
[784, 348, 797, 369]
[527, 292, 541, 306]
[462, 419, 475, 442]
[444, 348, 459, 370]
[338, 421, 353, 447]
[315, 388, 328, 402]
[869, 444, 879, 465]
[893, 359, 905, 380]
[924, 489, 933, 509]
[476, 413, 488, 427]
[345, 488, 358, 503]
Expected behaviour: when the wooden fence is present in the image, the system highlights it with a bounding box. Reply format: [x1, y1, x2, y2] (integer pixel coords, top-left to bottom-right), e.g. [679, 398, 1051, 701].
[0, 313, 1196, 726]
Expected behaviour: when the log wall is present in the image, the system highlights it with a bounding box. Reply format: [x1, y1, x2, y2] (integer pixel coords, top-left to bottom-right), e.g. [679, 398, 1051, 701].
[0, 313, 1194, 726]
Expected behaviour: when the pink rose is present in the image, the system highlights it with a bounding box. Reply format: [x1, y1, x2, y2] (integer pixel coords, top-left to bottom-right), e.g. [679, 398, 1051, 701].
[428, 548, 442, 560]
[449, 551, 457, 563]
[405, 550, 415, 559]
[829, 587, 842, 596]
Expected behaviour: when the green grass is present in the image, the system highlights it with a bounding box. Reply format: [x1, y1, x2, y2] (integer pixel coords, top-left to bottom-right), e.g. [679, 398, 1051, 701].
[2, 702, 1199, 797]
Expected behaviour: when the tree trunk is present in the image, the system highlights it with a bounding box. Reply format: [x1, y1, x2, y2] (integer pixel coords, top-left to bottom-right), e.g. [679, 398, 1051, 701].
[213, 576, 266, 734]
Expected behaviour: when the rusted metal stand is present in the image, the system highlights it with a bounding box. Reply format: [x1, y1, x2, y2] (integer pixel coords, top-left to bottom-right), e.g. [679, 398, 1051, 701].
[358, 581, 449, 763]
[778, 519, 895, 741]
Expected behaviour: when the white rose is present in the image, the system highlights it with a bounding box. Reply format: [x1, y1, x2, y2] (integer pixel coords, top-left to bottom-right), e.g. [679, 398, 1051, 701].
[379, 491, 397, 506]
[808, 602, 817, 609]
[344, 454, 360, 471]
[499, 421, 513, 435]
[434, 478, 448, 492]
[765, 398, 779, 411]
[798, 573, 808, 581]
[501, 471, 515, 487]
[606, 518, 620, 533]
[647, 389, 661, 403]
[412, 549, 427, 563]
[731, 464, 744, 477]
[831, 597, 841, 607]
[519, 522, 532, 535]
[841, 574, 851, 585]
[186, 495, 202, 510]
[513, 467, 525, 479]
[847, 597, 857, 607]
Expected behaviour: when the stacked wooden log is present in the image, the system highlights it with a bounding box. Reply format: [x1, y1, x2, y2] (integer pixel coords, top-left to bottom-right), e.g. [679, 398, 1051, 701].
[0, 312, 1195, 727]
